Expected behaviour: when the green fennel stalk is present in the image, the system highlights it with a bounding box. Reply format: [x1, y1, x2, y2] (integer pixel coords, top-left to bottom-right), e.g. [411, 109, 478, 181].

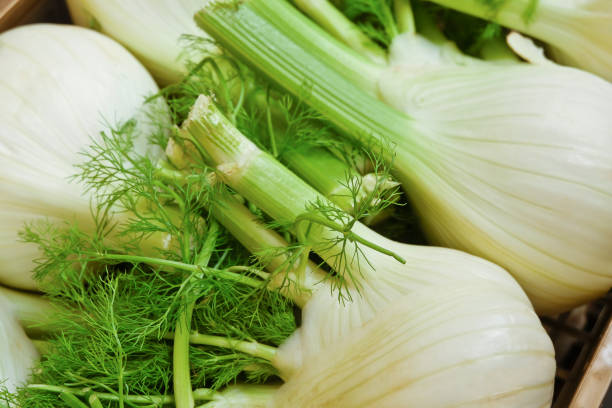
[162, 62, 402, 226]
[182, 95, 406, 293]
[194, 0, 415, 170]
[173, 221, 220, 408]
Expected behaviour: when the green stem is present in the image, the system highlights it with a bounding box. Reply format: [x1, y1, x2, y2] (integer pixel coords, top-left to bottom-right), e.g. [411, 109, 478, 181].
[26, 384, 217, 405]
[265, 87, 279, 157]
[107, 284, 126, 408]
[195, 0, 413, 162]
[183, 95, 329, 225]
[394, 0, 416, 35]
[165, 332, 277, 362]
[173, 303, 195, 408]
[280, 146, 360, 212]
[60, 392, 89, 408]
[294, 213, 406, 263]
[208, 194, 325, 307]
[280, 144, 400, 226]
[85, 253, 193, 272]
[227, 265, 270, 280]
[155, 162, 190, 184]
[174, 222, 219, 408]
[247, 87, 383, 218]
[195, 220, 220, 269]
[245, 82, 401, 230]
[154, 160, 328, 307]
[88, 395, 104, 408]
[292, 0, 387, 64]
[197, 0, 384, 97]
[381, 0, 400, 40]
[182, 96, 405, 277]
[81, 252, 263, 288]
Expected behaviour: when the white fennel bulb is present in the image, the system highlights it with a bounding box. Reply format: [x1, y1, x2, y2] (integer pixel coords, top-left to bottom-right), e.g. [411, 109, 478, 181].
[273, 282, 555, 407]
[271, 223, 529, 377]
[426, 0, 612, 81]
[0, 291, 39, 395]
[66, 0, 210, 84]
[350, 28, 612, 315]
[0, 24, 163, 290]
[377, 57, 612, 314]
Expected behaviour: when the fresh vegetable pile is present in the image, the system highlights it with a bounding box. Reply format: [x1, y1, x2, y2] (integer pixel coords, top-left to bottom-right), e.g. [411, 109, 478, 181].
[0, 1, 610, 407]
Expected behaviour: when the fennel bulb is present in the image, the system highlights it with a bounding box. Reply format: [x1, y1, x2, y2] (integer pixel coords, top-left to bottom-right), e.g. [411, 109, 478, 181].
[270, 222, 531, 377]
[0, 24, 163, 290]
[425, 0, 612, 81]
[0, 286, 57, 339]
[0, 290, 39, 395]
[66, 0, 210, 84]
[377, 56, 612, 315]
[188, 283, 555, 406]
[273, 282, 555, 407]
[195, 0, 612, 314]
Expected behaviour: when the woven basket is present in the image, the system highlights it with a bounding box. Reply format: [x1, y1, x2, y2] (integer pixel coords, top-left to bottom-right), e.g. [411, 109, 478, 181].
[546, 294, 612, 407]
